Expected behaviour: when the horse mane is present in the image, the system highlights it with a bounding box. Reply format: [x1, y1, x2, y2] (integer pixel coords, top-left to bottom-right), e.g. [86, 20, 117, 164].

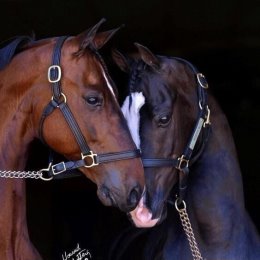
[128, 60, 146, 93]
[0, 36, 34, 70]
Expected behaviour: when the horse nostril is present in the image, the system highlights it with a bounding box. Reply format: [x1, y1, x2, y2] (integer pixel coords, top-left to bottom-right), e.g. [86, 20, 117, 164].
[128, 186, 141, 209]
[99, 186, 116, 206]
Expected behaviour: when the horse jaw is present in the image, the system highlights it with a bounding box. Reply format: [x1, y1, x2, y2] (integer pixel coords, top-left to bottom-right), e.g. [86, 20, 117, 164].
[129, 196, 160, 228]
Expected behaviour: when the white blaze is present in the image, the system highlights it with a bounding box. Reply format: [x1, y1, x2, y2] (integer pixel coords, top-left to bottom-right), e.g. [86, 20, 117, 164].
[121, 92, 145, 148]
[101, 68, 116, 99]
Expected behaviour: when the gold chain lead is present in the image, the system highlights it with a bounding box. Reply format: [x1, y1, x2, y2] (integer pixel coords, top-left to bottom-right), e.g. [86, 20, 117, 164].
[175, 199, 204, 260]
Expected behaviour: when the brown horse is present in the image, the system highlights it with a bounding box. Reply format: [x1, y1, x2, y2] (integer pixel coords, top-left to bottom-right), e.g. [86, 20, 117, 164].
[0, 20, 144, 260]
[113, 45, 260, 259]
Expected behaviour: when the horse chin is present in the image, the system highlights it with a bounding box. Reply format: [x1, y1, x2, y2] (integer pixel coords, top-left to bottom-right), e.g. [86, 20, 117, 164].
[129, 196, 162, 228]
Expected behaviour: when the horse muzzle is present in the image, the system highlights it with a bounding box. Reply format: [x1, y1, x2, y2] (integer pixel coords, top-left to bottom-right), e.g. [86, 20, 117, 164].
[129, 187, 170, 228]
[97, 183, 143, 212]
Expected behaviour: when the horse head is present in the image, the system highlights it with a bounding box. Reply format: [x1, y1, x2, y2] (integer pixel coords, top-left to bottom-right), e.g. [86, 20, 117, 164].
[113, 44, 201, 225]
[0, 20, 145, 213]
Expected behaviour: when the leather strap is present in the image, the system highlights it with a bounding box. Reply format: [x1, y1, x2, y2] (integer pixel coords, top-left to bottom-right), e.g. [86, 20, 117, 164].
[142, 158, 179, 168]
[50, 149, 141, 178]
[58, 102, 91, 155]
[47, 36, 92, 155]
[49, 36, 67, 100]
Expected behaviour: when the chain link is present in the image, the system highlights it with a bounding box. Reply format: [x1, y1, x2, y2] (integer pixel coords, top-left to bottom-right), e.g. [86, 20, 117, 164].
[0, 163, 53, 181]
[0, 170, 42, 179]
[175, 199, 204, 260]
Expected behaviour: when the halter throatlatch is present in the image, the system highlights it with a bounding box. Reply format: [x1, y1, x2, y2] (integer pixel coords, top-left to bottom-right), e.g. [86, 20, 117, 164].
[142, 58, 211, 202]
[36, 36, 141, 180]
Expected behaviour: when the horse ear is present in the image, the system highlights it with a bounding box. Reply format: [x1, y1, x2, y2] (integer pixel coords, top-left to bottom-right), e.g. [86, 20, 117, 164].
[134, 43, 160, 69]
[92, 25, 123, 50]
[76, 18, 106, 52]
[112, 49, 131, 73]
[75, 20, 123, 54]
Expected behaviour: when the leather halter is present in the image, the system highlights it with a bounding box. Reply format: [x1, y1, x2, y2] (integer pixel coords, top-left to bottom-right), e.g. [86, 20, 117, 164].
[141, 58, 211, 201]
[39, 36, 141, 180]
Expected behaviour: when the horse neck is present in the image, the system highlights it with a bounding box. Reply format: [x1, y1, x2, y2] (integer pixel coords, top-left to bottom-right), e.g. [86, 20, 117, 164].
[0, 72, 36, 170]
[186, 94, 247, 244]
[0, 67, 43, 260]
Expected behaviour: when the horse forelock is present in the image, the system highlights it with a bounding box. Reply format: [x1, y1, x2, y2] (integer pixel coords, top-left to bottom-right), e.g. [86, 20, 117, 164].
[122, 60, 161, 149]
[128, 60, 147, 93]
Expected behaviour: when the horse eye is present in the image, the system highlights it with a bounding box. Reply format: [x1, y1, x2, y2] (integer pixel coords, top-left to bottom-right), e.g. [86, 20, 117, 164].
[86, 96, 102, 106]
[158, 115, 171, 127]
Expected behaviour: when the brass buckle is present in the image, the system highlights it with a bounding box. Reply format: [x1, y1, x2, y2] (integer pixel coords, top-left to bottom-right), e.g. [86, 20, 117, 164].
[51, 162, 66, 175]
[203, 106, 211, 127]
[81, 151, 99, 168]
[197, 73, 208, 89]
[177, 155, 189, 171]
[48, 65, 61, 83]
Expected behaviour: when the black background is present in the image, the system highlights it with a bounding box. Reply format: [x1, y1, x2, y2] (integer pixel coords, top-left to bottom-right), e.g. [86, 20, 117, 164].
[0, 0, 259, 259]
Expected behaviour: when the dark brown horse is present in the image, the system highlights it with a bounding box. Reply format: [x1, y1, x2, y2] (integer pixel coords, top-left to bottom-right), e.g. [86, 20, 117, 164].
[112, 45, 260, 259]
[0, 20, 145, 260]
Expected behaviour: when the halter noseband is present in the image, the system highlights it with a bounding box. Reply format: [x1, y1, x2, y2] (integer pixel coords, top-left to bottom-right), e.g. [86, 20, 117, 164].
[142, 58, 211, 201]
[39, 36, 141, 180]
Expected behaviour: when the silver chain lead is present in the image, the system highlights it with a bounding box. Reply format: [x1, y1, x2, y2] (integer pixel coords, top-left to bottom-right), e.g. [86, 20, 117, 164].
[175, 199, 204, 260]
[0, 170, 42, 179]
[0, 163, 53, 181]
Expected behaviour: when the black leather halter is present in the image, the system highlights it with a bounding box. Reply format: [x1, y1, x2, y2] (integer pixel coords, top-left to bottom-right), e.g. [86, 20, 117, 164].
[142, 58, 211, 201]
[39, 36, 140, 180]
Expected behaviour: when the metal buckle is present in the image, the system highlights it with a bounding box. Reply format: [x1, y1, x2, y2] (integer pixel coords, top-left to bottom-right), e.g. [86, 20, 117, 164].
[197, 73, 208, 89]
[39, 163, 53, 181]
[175, 198, 186, 212]
[51, 93, 67, 107]
[177, 155, 189, 171]
[203, 106, 211, 127]
[81, 151, 99, 168]
[51, 162, 66, 175]
[48, 65, 61, 83]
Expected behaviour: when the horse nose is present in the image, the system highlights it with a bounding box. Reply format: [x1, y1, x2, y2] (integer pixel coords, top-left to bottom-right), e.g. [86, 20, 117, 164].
[97, 185, 116, 207]
[97, 184, 143, 212]
[127, 185, 142, 210]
